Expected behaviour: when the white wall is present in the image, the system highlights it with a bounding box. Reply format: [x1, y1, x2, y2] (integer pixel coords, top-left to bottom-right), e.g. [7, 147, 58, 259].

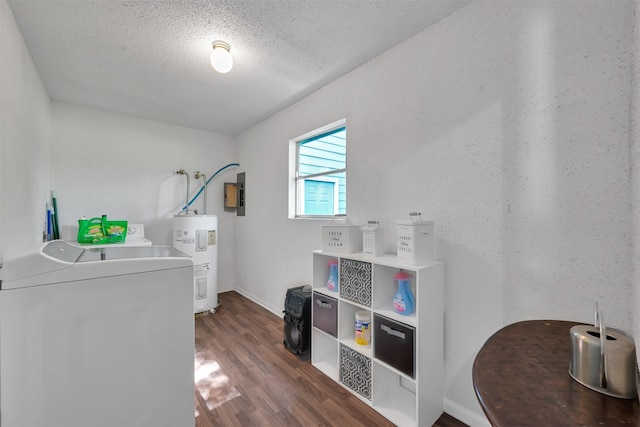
[632, 0, 640, 369]
[51, 103, 238, 291]
[235, 1, 636, 425]
[0, 0, 51, 263]
[3, 0, 638, 423]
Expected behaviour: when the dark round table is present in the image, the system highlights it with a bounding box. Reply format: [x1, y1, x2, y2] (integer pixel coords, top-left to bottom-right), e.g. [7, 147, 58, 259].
[472, 320, 639, 426]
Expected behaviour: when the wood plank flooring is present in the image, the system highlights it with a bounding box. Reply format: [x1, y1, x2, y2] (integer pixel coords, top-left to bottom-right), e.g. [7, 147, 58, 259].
[194, 291, 468, 427]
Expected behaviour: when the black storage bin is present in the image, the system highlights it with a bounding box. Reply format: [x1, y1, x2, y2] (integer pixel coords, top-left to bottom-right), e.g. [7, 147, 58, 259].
[373, 314, 416, 378]
[312, 292, 338, 337]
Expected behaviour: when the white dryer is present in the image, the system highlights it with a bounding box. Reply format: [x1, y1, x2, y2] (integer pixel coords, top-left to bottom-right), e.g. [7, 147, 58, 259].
[0, 241, 194, 427]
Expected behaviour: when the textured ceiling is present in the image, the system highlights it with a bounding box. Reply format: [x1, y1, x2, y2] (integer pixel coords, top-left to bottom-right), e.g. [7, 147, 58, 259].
[8, 0, 470, 136]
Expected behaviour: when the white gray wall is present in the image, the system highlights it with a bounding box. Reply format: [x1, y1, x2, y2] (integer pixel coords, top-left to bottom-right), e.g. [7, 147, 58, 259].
[51, 103, 238, 292]
[2, 0, 639, 424]
[632, 0, 640, 373]
[0, 0, 51, 263]
[235, 1, 636, 425]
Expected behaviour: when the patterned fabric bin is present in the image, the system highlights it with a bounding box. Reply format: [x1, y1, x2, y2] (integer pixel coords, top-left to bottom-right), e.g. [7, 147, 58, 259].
[339, 258, 372, 307]
[339, 344, 371, 400]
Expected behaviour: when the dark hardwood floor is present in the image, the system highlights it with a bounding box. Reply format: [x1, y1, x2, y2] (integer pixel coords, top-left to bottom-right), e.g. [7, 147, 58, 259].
[194, 291, 468, 427]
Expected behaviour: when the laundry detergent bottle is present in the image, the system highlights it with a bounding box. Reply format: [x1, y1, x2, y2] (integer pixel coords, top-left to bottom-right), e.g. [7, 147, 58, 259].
[327, 259, 339, 292]
[393, 271, 414, 315]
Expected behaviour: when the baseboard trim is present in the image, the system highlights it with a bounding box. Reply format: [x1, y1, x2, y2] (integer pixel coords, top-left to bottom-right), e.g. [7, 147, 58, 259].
[444, 397, 491, 427]
[230, 287, 282, 318]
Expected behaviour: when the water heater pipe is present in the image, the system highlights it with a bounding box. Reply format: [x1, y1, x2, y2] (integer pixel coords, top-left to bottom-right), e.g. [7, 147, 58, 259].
[194, 171, 207, 215]
[176, 169, 190, 214]
[182, 163, 239, 211]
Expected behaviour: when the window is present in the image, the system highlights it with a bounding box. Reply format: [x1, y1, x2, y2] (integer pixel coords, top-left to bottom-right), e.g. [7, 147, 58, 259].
[289, 119, 346, 218]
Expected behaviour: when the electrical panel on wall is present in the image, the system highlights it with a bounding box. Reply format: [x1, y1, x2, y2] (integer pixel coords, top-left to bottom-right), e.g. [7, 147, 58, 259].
[224, 182, 237, 212]
[237, 172, 245, 216]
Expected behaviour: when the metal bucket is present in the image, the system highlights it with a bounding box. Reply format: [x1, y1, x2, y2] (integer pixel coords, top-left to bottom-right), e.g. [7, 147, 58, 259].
[569, 311, 637, 399]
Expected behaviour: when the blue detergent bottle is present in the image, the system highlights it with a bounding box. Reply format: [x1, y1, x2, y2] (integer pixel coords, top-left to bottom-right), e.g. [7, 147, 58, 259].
[393, 271, 414, 315]
[327, 259, 339, 292]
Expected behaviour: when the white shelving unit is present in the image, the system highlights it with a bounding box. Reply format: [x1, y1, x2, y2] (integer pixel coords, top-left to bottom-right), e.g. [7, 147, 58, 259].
[311, 250, 443, 427]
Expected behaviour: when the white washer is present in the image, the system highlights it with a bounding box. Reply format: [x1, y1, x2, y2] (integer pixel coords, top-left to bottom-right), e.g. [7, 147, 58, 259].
[0, 241, 194, 427]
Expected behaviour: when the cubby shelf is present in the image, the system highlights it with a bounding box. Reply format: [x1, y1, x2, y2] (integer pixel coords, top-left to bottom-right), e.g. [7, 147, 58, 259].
[310, 249, 444, 427]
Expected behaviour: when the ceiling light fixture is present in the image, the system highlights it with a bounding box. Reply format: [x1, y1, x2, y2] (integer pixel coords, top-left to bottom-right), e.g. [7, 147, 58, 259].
[210, 41, 233, 74]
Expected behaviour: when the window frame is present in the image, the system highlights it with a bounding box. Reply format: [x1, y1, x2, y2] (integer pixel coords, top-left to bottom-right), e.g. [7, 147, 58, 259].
[288, 119, 346, 219]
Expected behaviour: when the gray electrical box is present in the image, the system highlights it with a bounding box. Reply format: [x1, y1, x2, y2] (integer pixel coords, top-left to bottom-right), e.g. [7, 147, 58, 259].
[237, 172, 245, 216]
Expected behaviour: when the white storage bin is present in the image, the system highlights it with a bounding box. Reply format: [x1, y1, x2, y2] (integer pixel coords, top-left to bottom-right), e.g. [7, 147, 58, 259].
[396, 213, 434, 265]
[321, 218, 362, 254]
[362, 221, 384, 257]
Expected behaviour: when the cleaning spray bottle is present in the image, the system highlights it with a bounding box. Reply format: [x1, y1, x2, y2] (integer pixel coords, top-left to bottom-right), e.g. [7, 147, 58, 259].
[327, 259, 339, 292]
[393, 271, 415, 315]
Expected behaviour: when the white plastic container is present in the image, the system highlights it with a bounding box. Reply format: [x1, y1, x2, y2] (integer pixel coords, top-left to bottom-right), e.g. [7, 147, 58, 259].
[355, 310, 371, 347]
[321, 218, 362, 254]
[396, 212, 434, 265]
[362, 221, 384, 257]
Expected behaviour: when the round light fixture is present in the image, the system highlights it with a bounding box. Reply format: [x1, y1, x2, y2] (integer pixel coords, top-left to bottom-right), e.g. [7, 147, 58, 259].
[210, 41, 233, 74]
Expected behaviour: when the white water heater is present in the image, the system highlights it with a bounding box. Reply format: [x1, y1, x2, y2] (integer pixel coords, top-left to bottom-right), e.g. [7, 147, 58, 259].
[173, 214, 218, 314]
